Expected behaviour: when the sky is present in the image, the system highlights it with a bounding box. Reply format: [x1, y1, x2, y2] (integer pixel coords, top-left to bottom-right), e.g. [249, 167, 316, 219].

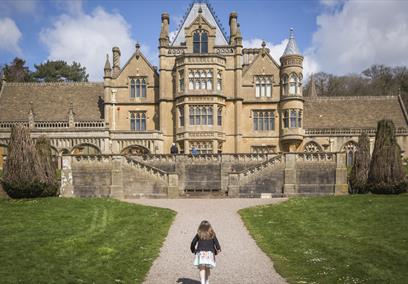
[0, 0, 408, 81]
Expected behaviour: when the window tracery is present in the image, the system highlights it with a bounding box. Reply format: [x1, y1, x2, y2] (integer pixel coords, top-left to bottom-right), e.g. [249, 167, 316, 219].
[255, 76, 272, 98]
[130, 78, 147, 98]
[189, 105, 213, 125]
[304, 142, 322, 152]
[188, 69, 215, 91]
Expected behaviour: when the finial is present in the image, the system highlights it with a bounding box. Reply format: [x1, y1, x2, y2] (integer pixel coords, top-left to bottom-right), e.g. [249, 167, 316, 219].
[135, 42, 141, 59]
[261, 41, 266, 48]
[198, 7, 203, 14]
[289, 28, 294, 39]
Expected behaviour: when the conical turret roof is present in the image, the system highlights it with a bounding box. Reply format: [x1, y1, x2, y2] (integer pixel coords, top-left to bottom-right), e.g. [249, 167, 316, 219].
[283, 28, 301, 56]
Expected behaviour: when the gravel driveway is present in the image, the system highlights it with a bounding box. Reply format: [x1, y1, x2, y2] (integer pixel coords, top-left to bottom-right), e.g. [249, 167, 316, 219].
[124, 198, 288, 284]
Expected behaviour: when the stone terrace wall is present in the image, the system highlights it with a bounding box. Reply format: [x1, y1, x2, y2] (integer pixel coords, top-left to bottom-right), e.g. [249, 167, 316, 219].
[60, 153, 348, 198]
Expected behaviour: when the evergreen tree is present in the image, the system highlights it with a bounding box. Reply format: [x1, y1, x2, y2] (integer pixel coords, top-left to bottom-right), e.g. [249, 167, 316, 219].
[1, 125, 58, 198]
[349, 132, 370, 194]
[2, 57, 33, 82]
[32, 60, 89, 82]
[35, 135, 58, 195]
[367, 120, 407, 194]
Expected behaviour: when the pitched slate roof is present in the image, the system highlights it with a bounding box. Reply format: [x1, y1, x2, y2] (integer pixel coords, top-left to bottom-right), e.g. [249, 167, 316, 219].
[171, 1, 228, 46]
[0, 82, 104, 121]
[303, 96, 408, 129]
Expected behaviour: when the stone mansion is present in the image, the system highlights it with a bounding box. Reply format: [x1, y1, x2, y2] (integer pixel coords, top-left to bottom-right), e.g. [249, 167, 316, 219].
[1, 1, 408, 170]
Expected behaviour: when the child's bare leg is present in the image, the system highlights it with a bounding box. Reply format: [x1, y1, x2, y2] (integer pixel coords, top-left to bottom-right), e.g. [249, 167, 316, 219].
[205, 267, 211, 284]
[199, 265, 206, 284]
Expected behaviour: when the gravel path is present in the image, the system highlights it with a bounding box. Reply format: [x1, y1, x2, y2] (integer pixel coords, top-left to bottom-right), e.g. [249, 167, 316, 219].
[124, 198, 288, 284]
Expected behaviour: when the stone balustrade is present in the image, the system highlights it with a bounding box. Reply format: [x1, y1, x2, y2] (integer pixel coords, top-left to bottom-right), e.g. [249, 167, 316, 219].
[295, 152, 337, 162]
[305, 128, 408, 136]
[0, 120, 106, 129]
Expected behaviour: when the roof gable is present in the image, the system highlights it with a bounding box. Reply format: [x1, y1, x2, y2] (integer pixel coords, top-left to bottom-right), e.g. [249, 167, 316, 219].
[171, 2, 228, 46]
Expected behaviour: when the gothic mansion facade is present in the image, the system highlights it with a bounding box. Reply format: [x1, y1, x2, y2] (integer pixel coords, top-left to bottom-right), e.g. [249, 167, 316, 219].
[1, 2, 408, 169]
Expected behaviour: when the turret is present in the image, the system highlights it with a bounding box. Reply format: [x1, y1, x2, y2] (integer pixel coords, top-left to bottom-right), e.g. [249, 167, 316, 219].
[279, 28, 304, 152]
[112, 46, 121, 78]
[229, 12, 237, 45]
[159, 12, 170, 47]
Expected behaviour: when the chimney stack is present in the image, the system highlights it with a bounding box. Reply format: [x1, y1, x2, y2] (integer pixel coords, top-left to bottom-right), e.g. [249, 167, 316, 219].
[112, 47, 121, 78]
[229, 12, 238, 45]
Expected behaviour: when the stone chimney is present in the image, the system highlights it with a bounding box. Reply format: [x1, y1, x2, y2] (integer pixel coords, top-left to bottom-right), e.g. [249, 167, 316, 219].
[307, 73, 317, 97]
[160, 12, 170, 47]
[229, 12, 238, 45]
[112, 47, 121, 78]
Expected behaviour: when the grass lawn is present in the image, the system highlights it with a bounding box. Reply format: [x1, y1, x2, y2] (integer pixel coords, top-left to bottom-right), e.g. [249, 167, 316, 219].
[240, 195, 408, 284]
[0, 198, 175, 283]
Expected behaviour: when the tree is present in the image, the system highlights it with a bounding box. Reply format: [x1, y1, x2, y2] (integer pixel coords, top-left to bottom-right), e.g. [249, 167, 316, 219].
[1, 125, 58, 198]
[349, 132, 371, 194]
[2, 57, 33, 82]
[32, 60, 89, 82]
[35, 135, 58, 195]
[367, 120, 407, 194]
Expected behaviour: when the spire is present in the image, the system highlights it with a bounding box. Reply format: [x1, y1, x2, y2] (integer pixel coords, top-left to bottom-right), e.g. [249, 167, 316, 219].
[104, 54, 112, 78]
[283, 28, 301, 56]
[307, 73, 317, 97]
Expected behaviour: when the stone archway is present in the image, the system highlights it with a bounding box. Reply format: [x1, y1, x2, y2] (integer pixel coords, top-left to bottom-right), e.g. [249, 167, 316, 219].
[121, 145, 150, 155]
[303, 141, 322, 153]
[71, 143, 101, 155]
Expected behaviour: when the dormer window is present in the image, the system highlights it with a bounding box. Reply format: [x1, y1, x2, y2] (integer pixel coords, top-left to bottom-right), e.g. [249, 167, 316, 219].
[255, 76, 272, 98]
[130, 78, 147, 98]
[193, 30, 208, 54]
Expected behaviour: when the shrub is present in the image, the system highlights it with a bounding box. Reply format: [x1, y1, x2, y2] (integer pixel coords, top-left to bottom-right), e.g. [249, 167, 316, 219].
[349, 132, 370, 194]
[367, 120, 407, 194]
[1, 125, 58, 198]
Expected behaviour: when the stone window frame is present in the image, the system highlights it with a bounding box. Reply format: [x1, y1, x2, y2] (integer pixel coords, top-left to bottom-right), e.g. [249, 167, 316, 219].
[193, 29, 209, 54]
[189, 105, 213, 126]
[283, 109, 302, 129]
[130, 111, 147, 131]
[303, 141, 322, 152]
[190, 140, 213, 154]
[252, 110, 275, 131]
[188, 69, 213, 91]
[129, 77, 147, 98]
[255, 76, 272, 98]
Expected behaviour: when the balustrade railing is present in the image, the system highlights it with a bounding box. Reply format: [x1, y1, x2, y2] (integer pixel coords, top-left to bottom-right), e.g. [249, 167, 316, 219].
[305, 128, 408, 135]
[0, 120, 106, 129]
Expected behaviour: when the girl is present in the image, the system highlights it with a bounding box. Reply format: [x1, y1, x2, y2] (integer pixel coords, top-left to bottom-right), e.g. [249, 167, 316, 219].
[190, 220, 221, 284]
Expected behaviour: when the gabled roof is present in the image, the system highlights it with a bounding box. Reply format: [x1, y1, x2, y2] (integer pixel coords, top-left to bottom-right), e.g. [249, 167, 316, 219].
[117, 44, 159, 78]
[171, 1, 228, 46]
[0, 82, 104, 121]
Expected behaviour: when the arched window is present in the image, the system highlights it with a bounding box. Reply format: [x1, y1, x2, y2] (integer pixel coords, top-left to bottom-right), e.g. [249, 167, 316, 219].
[298, 74, 303, 95]
[201, 32, 208, 53]
[196, 107, 201, 125]
[304, 142, 322, 152]
[343, 141, 357, 167]
[179, 107, 184, 127]
[179, 70, 184, 92]
[136, 79, 141, 97]
[194, 72, 200, 90]
[298, 110, 302, 128]
[202, 107, 207, 125]
[283, 110, 289, 128]
[289, 74, 297, 95]
[193, 30, 208, 54]
[217, 72, 222, 90]
[141, 79, 146, 97]
[130, 79, 136, 98]
[290, 110, 297, 128]
[282, 75, 289, 95]
[217, 107, 222, 126]
[253, 111, 259, 130]
[266, 78, 272, 97]
[208, 106, 213, 125]
[207, 71, 213, 90]
[189, 106, 195, 125]
[255, 78, 261, 98]
[193, 32, 200, 53]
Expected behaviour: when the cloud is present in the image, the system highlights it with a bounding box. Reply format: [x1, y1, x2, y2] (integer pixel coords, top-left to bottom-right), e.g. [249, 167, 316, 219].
[310, 0, 408, 75]
[0, 17, 22, 54]
[40, 5, 156, 81]
[243, 38, 318, 79]
[0, 0, 37, 15]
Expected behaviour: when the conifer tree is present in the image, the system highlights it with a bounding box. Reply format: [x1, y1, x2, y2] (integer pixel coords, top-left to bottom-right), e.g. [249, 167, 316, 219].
[367, 120, 407, 194]
[349, 132, 371, 194]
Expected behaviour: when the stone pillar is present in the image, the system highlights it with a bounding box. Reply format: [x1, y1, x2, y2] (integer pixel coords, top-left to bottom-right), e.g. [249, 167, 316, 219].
[110, 156, 124, 198]
[60, 155, 74, 197]
[167, 173, 179, 198]
[283, 153, 296, 196]
[227, 173, 240, 197]
[335, 152, 348, 195]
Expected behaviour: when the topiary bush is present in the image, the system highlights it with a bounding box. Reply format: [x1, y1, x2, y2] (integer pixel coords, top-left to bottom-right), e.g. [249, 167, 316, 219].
[367, 120, 407, 194]
[1, 125, 58, 198]
[349, 132, 371, 194]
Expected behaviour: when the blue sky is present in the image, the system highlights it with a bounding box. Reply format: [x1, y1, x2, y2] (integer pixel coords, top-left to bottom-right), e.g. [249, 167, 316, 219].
[1, 0, 408, 80]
